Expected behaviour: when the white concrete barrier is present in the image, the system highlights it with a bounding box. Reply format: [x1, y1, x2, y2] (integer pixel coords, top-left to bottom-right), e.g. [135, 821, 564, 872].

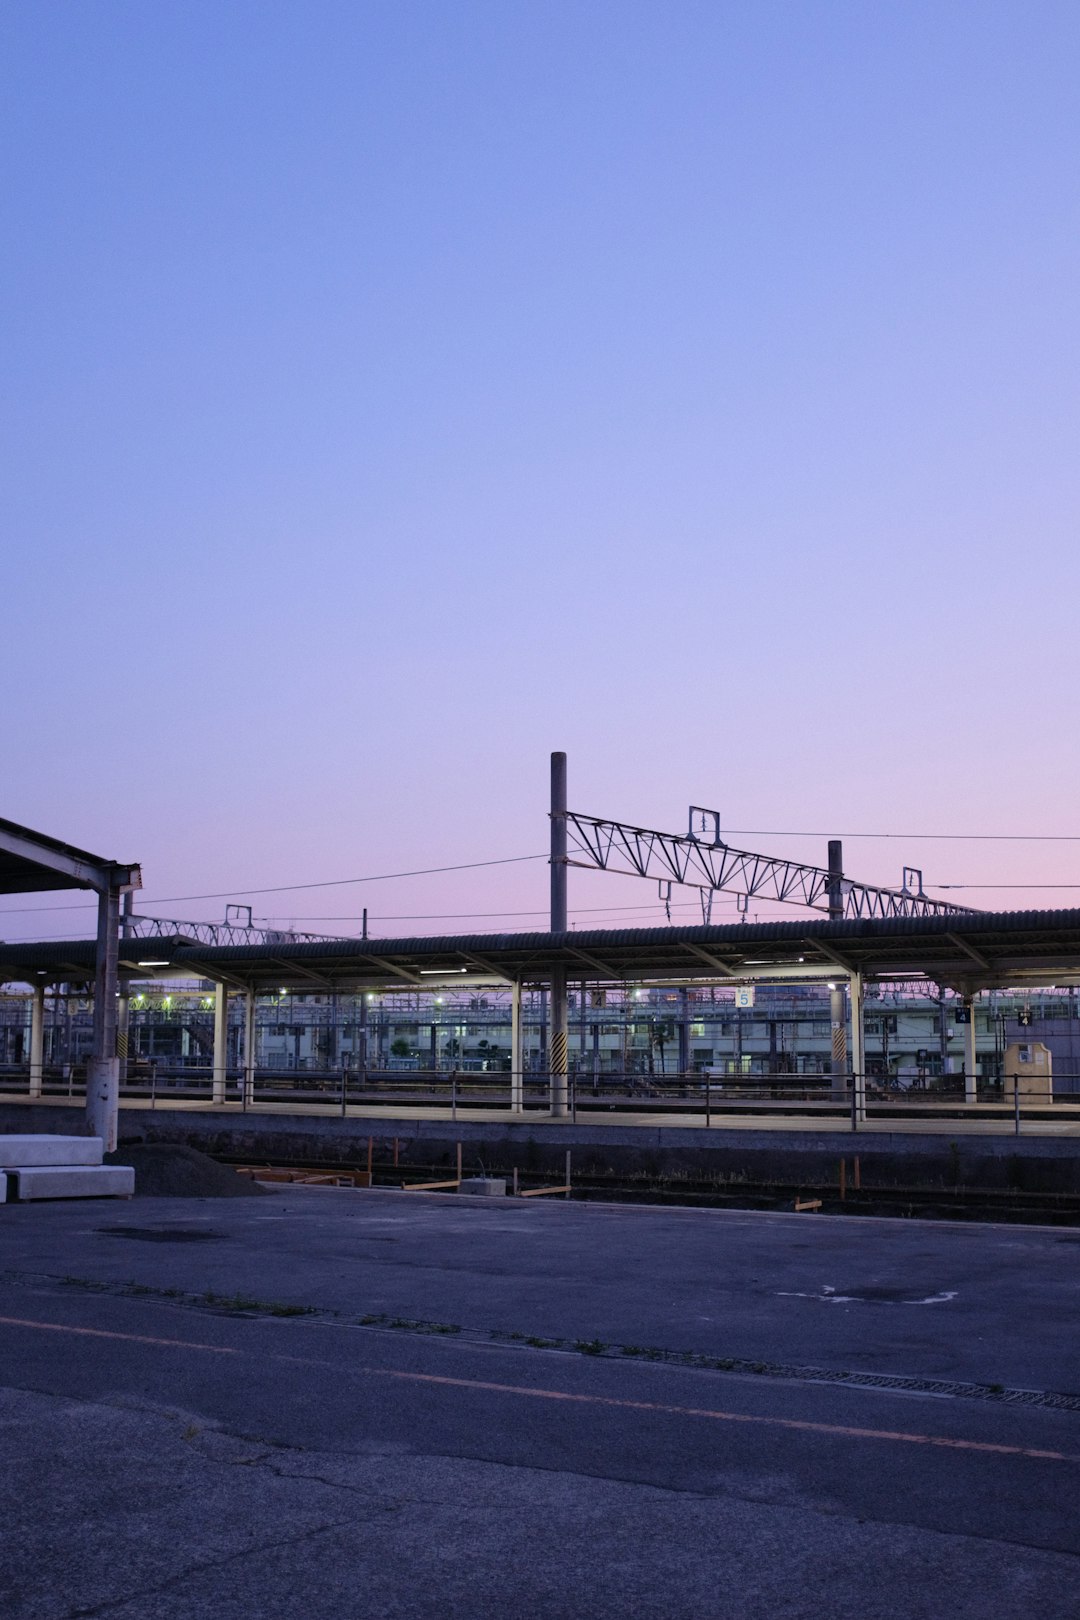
[9, 1165, 133, 1201]
[0, 1136, 104, 1168]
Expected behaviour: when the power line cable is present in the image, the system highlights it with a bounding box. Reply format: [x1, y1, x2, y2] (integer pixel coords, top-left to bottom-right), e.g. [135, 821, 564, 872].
[725, 829, 1080, 842]
[0, 853, 548, 914]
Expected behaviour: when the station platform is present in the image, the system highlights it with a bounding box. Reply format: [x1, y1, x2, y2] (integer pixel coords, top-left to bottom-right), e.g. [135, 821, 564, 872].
[3, 1089, 1080, 1135]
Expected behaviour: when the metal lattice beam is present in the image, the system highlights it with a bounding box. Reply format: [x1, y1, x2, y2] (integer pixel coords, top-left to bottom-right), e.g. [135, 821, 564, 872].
[564, 812, 978, 921]
[126, 916, 348, 947]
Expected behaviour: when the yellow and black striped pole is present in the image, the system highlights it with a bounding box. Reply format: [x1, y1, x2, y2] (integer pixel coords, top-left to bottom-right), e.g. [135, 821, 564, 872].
[550, 752, 569, 1117]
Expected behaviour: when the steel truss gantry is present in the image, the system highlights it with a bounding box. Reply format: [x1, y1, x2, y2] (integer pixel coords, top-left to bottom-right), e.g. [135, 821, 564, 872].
[127, 916, 346, 948]
[563, 810, 978, 921]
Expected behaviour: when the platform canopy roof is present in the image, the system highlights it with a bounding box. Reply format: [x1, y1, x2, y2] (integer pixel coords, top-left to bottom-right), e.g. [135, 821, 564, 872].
[0, 816, 140, 896]
[4, 910, 1080, 994]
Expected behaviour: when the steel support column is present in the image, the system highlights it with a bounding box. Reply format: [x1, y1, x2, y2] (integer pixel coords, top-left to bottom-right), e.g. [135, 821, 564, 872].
[850, 973, 865, 1123]
[830, 985, 847, 1093]
[213, 982, 228, 1105]
[550, 965, 568, 1117]
[678, 987, 690, 1075]
[510, 980, 523, 1115]
[244, 991, 257, 1107]
[29, 983, 45, 1098]
[964, 995, 978, 1105]
[939, 989, 951, 1078]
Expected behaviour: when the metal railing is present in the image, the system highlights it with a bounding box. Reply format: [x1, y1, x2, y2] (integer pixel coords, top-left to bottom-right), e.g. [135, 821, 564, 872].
[0, 1062, 1074, 1134]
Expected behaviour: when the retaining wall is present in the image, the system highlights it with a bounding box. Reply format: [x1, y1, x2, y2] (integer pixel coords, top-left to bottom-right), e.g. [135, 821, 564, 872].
[2, 1102, 1079, 1193]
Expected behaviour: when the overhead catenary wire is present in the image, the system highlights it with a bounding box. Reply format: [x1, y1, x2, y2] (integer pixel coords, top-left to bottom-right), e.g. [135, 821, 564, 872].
[723, 830, 1080, 842]
[0, 853, 549, 914]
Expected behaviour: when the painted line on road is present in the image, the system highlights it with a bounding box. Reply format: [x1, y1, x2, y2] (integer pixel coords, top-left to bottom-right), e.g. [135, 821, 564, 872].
[369, 1366, 1078, 1462]
[0, 1315, 239, 1355]
[0, 1312, 1075, 1463]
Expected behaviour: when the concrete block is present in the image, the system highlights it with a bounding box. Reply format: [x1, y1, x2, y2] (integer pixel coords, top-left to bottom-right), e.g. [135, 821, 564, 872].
[459, 1177, 507, 1197]
[9, 1165, 134, 1201]
[0, 1135, 103, 1168]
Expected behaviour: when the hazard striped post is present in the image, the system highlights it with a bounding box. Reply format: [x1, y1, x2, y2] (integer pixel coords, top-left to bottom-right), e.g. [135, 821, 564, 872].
[550, 752, 569, 1118]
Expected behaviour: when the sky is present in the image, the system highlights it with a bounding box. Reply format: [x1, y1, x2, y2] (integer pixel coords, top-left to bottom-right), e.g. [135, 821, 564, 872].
[2, 1, 1079, 942]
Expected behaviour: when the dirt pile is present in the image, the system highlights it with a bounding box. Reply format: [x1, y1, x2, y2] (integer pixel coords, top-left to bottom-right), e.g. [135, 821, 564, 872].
[106, 1142, 269, 1198]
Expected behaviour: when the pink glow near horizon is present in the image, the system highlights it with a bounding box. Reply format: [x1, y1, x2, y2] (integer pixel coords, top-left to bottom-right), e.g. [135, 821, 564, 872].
[3, 5, 1079, 942]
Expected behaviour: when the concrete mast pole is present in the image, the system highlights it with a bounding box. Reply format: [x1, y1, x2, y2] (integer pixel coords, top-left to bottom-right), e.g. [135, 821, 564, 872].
[510, 980, 523, 1114]
[87, 879, 122, 1151]
[549, 751, 569, 1118]
[29, 982, 45, 1099]
[212, 981, 228, 1104]
[827, 841, 848, 1096]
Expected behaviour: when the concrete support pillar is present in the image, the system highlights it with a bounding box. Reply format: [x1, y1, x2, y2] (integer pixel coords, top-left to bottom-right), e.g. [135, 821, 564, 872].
[244, 991, 257, 1107]
[29, 983, 45, 1098]
[964, 995, 978, 1105]
[213, 982, 228, 1105]
[510, 980, 523, 1114]
[87, 882, 122, 1152]
[850, 973, 865, 1123]
[550, 966, 568, 1118]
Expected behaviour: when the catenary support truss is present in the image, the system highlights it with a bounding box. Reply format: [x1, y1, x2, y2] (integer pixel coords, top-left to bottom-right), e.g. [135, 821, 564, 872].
[563, 811, 978, 921]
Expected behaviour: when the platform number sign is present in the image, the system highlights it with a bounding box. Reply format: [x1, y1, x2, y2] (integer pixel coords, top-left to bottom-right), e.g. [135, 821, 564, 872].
[734, 987, 756, 1009]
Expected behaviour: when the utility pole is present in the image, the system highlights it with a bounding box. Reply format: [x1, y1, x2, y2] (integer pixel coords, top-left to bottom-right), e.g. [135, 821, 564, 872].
[549, 751, 569, 1117]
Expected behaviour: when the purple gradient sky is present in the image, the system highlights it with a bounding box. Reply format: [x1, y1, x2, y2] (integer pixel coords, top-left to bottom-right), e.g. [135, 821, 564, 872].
[3, 2, 1079, 942]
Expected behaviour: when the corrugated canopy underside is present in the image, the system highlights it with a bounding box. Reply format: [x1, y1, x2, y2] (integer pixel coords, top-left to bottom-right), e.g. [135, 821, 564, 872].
[4, 910, 1080, 991]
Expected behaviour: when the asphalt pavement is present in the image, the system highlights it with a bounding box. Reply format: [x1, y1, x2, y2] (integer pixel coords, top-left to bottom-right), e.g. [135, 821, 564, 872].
[2, 1187, 1079, 1618]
